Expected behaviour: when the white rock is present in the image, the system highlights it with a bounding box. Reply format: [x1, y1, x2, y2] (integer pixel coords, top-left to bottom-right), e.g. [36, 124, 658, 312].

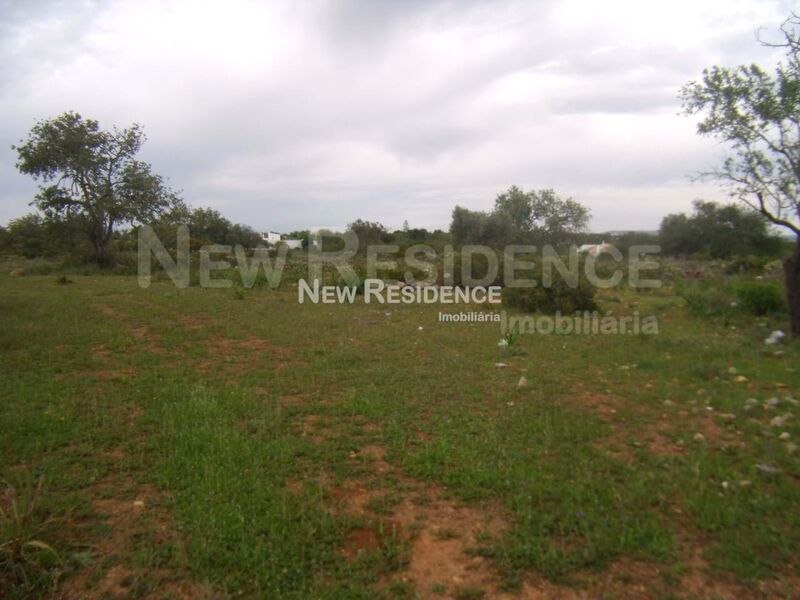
[693, 433, 706, 442]
[779, 432, 791, 441]
[770, 416, 787, 427]
[756, 463, 780, 474]
[517, 376, 529, 388]
[765, 330, 785, 345]
[494, 363, 508, 368]
[497, 339, 509, 348]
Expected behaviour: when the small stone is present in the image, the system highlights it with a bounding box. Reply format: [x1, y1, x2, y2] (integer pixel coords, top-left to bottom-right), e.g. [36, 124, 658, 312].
[766, 397, 780, 407]
[506, 402, 515, 407]
[756, 463, 780, 474]
[663, 400, 675, 407]
[786, 442, 798, 454]
[133, 499, 145, 509]
[717, 413, 736, 421]
[497, 339, 509, 348]
[517, 376, 528, 388]
[765, 330, 785, 344]
[738, 480, 752, 488]
[779, 432, 791, 441]
[693, 433, 706, 443]
[728, 367, 737, 375]
[494, 363, 508, 368]
[418, 326, 423, 331]
[721, 481, 730, 490]
[770, 416, 786, 427]
[733, 375, 748, 383]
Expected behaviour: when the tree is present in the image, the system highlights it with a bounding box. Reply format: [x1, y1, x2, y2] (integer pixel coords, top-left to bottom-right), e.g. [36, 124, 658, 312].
[494, 186, 589, 245]
[347, 219, 390, 249]
[13, 112, 181, 265]
[660, 200, 783, 258]
[681, 15, 800, 333]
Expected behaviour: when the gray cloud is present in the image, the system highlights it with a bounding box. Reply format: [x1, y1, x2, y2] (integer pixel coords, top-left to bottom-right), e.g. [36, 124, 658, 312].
[0, 0, 796, 233]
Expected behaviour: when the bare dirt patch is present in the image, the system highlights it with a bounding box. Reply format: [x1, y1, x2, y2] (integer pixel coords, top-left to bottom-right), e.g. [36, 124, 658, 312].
[59, 477, 214, 600]
[341, 526, 383, 558]
[328, 441, 510, 598]
[197, 335, 299, 376]
[92, 303, 166, 354]
[571, 388, 747, 459]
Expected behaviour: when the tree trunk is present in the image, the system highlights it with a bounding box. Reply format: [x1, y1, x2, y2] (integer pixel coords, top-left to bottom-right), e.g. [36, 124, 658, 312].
[785, 236, 800, 336]
[88, 225, 113, 267]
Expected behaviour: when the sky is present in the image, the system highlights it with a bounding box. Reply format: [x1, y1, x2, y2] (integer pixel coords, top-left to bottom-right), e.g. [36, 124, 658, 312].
[0, 0, 796, 233]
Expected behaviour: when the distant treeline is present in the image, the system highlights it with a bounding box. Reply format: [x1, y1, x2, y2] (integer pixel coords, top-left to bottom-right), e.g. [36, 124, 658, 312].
[0, 189, 789, 265]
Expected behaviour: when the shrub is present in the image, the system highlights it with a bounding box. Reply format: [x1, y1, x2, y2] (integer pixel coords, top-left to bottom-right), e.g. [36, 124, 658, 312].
[735, 282, 785, 316]
[678, 284, 734, 319]
[725, 255, 767, 275]
[336, 272, 364, 294]
[503, 273, 597, 314]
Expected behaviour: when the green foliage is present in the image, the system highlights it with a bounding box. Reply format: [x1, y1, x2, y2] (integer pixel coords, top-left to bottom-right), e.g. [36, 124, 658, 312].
[735, 281, 786, 315]
[347, 219, 391, 250]
[680, 17, 800, 240]
[0, 475, 62, 594]
[660, 201, 783, 259]
[451, 187, 590, 248]
[336, 272, 364, 294]
[725, 255, 770, 274]
[13, 112, 182, 265]
[494, 186, 590, 245]
[503, 269, 597, 314]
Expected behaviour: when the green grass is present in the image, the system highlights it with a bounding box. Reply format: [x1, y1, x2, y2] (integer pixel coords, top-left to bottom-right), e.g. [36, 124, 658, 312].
[1, 272, 799, 597]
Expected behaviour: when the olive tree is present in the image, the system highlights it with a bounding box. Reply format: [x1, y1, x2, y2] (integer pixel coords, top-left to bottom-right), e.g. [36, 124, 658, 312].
[14, 111, 180, 265]
[681, 15, 800, 334]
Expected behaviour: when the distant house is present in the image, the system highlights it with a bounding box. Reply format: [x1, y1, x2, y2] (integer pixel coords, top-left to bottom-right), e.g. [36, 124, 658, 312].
[260, 231, 304, 249]
[261, 231, 281, 244]
[578, 242, 615, 257]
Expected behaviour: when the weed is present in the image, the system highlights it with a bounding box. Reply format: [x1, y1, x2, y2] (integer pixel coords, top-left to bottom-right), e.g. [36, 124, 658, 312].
[0, 475, 62, 593]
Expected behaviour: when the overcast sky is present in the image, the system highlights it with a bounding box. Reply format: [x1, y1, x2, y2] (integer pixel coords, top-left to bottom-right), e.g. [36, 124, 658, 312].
[0, 0, 796, 233]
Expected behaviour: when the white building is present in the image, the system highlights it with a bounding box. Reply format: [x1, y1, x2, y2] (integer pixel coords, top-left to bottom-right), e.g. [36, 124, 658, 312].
[261, 231, 281, 244]
[578, 242, 615, 257]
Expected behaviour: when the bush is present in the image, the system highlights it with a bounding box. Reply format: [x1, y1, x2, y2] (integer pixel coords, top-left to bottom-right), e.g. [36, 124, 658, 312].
[677, 283, 735, 320]
[735, 282, 785, 315]
[503, 274, 597, 314]
[725, 255, 767, 275]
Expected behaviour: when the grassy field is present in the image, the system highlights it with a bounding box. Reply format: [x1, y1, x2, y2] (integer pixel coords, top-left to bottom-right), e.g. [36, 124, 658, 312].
[1, 271, 800, 599]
